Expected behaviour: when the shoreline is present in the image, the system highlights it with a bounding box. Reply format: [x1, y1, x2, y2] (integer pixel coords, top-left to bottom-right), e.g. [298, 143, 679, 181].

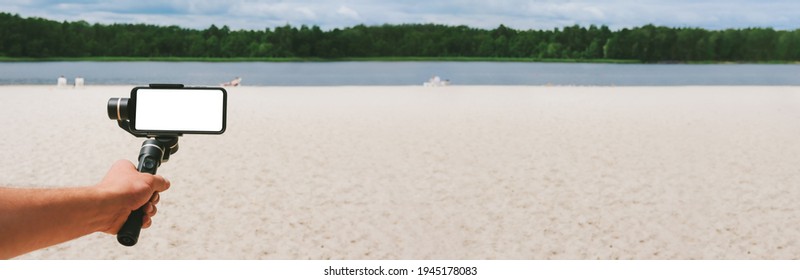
[0, 56, 639, 63]
[2, 56, 799, 64]
[0, 56, 800, 65]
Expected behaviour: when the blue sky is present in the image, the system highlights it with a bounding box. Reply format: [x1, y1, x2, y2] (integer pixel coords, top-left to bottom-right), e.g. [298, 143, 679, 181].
[2, 0, 798, 31]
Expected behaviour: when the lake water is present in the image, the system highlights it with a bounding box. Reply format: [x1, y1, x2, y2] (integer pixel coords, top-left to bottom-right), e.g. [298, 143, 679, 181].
[0, 61, 798, 86]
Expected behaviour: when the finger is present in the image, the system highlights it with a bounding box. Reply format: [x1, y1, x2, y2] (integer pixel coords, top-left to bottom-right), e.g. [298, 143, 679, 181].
[150, 192, 160, 204]
[144, 203, 157, 217]
[142, 216, 152, 229]
[151, 175, 170, 192]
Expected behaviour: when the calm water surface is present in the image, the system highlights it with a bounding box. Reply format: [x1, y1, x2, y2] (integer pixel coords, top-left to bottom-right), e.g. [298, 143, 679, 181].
[0, 61, 798, 86]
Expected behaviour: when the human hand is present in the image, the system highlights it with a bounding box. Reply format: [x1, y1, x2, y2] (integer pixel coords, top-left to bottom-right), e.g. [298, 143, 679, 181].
[93, 160, 170, 234]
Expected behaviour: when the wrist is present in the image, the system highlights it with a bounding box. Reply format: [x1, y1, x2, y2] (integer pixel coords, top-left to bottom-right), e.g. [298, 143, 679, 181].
[86, 185, 127, 234]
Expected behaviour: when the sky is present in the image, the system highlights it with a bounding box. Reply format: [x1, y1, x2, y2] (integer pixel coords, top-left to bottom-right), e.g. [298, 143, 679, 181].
[2, 0, 799, 31]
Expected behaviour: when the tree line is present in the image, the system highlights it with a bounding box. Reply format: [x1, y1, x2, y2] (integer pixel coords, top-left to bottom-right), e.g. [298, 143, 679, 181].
[1, 12, 798, 62]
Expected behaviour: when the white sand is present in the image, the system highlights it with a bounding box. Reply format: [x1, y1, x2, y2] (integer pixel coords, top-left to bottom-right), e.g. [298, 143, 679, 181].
[2, 85, 800, 259]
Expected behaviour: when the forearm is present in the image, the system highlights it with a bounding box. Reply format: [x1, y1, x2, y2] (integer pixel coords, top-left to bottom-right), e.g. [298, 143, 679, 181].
[0, 186, 114, 259]
[0, 160, 169, 259]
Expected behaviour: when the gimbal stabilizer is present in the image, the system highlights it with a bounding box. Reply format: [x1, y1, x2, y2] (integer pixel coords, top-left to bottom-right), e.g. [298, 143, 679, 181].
[107, 84, 226, 247]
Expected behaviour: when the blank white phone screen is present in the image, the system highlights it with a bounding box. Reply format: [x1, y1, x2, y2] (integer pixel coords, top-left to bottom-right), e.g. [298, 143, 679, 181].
[134, 88, 224, 132]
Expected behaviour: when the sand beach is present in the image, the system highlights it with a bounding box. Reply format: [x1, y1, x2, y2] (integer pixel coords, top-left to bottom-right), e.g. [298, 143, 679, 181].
[2, 85, 800, 259]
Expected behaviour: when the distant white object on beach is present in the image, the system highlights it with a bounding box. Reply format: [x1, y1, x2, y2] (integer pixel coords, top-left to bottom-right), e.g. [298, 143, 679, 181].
[222, 77, 242, 87]
[57, 76, 67, 87]
[74, 76, 84, 88]
[423, 75, 450, 87]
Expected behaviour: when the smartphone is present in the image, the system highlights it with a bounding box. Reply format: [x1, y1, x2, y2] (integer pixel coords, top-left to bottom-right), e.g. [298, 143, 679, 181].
[127, 86, 227, 135]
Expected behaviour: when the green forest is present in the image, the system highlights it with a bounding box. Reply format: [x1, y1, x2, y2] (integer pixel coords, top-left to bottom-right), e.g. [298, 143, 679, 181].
[1, 12, 799, 62]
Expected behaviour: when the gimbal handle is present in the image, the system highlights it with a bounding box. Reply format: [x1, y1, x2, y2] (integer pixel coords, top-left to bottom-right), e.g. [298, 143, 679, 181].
[116, 137, 177, 247]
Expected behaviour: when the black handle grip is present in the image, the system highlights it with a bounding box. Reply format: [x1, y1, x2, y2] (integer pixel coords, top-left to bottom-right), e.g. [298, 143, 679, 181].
[117, 206, 145, 246]
[116, 151, 161, 246]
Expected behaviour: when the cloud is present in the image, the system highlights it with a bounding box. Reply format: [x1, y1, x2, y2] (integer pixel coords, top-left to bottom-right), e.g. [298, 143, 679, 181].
[337, 5, 359, 20]
[2, 0, 798, 31]
[295, 6, 316, 20]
